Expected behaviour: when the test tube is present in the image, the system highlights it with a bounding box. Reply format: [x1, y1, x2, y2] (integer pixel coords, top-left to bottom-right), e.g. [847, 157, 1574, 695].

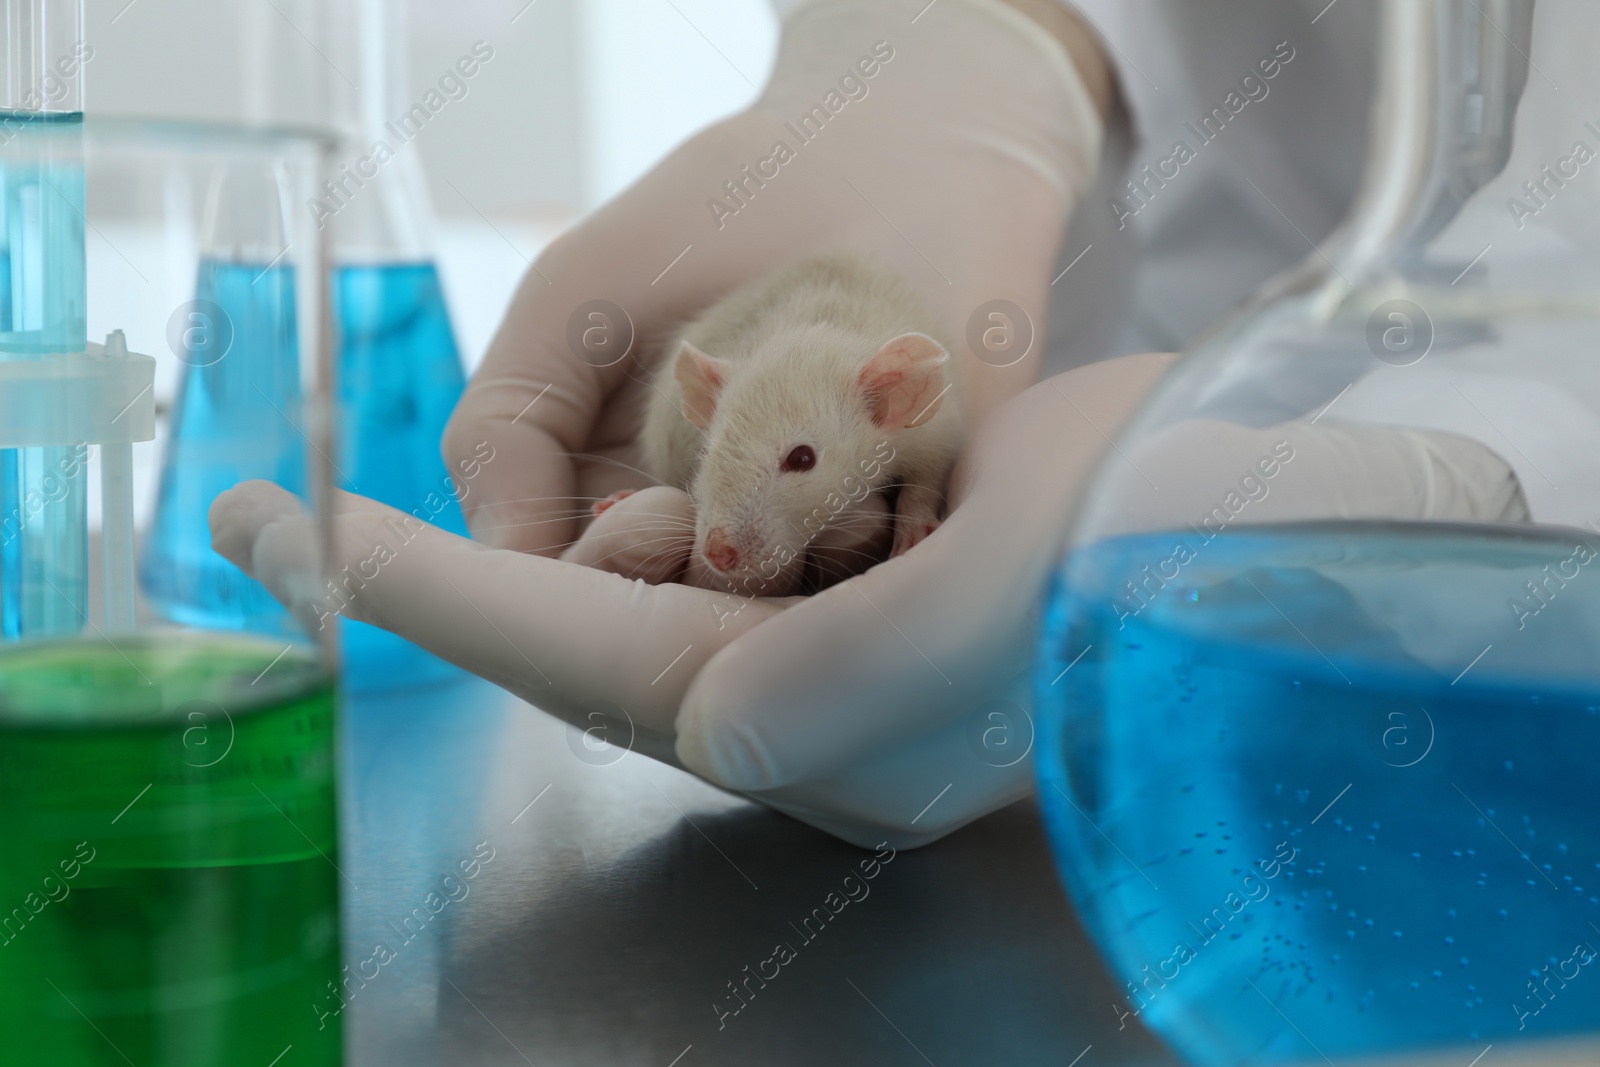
[0, 0, 88, 640]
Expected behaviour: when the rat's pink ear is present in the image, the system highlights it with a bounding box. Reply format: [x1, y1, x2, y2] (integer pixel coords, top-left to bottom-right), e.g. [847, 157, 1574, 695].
[674, 341, 728, 429]
[858, 332, 949, 430]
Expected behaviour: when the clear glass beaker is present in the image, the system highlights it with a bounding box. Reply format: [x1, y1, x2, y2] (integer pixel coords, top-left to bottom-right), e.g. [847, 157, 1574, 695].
[235, 0, 470, 690]
[1037, 1, 1600, 1063]
[0, 116, 342, 1067]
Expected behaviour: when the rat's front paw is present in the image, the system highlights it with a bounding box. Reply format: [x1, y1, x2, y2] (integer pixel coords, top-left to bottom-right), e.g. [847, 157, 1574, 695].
[889, 483, 944, 557]
[562, 486, 692, 584]
[591, 488, 638, 516]
[891, 518, 940, 557]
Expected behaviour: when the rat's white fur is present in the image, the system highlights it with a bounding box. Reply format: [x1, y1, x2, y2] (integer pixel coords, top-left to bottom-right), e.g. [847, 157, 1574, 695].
[640, 253, 961, 596]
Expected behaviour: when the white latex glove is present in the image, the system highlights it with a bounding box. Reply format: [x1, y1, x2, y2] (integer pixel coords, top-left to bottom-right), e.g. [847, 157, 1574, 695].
[440, 0, 1106, 557]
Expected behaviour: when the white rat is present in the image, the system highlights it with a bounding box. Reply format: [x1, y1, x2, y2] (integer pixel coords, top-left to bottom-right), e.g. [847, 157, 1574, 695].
[607, 253, 961, 597]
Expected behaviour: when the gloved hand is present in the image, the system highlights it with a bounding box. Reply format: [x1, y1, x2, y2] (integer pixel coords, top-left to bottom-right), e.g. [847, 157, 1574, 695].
[439, 0, 1107, 558]
[213, 354, 1172, 847]
[211, 351, 1526, 847]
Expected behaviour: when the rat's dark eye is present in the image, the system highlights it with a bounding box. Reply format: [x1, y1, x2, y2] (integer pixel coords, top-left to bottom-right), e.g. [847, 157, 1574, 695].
[781, 445, 816, 472]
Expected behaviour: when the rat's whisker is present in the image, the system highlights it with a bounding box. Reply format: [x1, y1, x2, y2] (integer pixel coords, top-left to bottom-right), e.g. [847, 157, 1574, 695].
[587, 536, 693, 570]
[467, 493, 625, 510]
[558, 451, 667, 485]
[568, 532, 687, 566]
[589, 510, 696, 525]
[589, 527, 697, 548]
[812, 551, 885, 568]
[471, 512, 614, 534]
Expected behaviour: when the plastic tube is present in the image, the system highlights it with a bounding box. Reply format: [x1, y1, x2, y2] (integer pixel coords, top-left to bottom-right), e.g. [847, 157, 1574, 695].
[99, 329, 134, 631]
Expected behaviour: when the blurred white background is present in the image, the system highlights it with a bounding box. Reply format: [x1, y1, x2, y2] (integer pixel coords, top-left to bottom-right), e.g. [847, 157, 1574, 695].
[85, 0, 778, 370]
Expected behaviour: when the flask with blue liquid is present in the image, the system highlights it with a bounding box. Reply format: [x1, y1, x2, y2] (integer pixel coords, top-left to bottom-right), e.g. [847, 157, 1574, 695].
[140, 165, 309, 633]
[145, 0, 470, 687]
[1036, 2, 1600, 1063]
[320, 0, 470, 689]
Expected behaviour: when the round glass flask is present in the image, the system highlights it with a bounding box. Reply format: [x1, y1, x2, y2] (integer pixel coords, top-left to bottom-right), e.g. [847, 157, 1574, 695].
[1037, 1, 1600, 1063]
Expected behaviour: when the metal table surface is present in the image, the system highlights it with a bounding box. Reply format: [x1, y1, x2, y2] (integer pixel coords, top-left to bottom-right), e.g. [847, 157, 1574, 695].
[338, 671, 1178, 1067]
[336, 671, 1600, 1067]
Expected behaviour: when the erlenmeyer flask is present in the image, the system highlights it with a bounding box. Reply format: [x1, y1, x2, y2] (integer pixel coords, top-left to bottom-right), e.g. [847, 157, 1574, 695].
[1037, 1, 1600, 1063]
[243, 0, 469, 689]
[139, 162, 307, 633]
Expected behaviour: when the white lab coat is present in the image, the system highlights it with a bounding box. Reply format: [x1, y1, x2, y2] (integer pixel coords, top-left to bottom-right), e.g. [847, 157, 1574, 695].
[1054, 0, 1600, 529]
[1045, 0, 1380, 367]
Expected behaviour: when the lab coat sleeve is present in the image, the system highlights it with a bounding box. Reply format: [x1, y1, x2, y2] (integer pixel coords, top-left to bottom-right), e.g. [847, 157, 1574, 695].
[1050, 0, 1172, 145]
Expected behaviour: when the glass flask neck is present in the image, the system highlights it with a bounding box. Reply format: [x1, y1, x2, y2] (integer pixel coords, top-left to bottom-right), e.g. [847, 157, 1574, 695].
[240, 0, 435, 262]
[1327, 0, 1534, 280]
[1, 0, 84, 113]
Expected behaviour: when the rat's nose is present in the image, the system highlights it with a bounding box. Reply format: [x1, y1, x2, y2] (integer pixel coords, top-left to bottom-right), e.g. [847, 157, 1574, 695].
[703, 530, 741, 573]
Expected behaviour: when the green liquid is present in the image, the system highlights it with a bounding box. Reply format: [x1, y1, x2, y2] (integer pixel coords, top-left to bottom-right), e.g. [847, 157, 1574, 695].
[0, 634, 342, 1065]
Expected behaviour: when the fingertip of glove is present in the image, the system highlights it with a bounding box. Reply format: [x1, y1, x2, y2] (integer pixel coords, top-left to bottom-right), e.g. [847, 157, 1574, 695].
[208, 480, 298, 573]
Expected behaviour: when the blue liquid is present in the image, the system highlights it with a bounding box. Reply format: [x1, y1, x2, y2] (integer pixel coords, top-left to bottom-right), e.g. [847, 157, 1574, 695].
[1037, 523, 1600, 1065]
[143, 259, 466, 680]
[0, 111, 89, 641]
[0, 111, 87, 354]
[140, 259, 305, 632]
[331, 261, 466, 689]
